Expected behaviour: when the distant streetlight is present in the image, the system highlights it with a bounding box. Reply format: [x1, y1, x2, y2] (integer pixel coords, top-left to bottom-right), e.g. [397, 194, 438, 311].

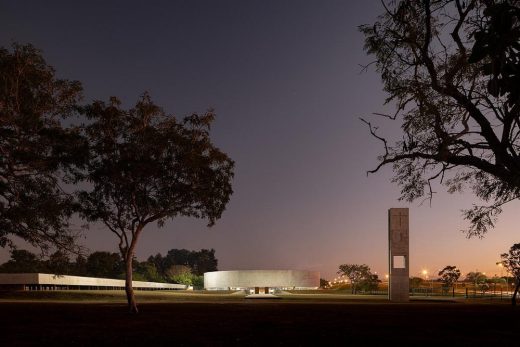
[422, 269, 432, 295]
[497, 262, 504, 295]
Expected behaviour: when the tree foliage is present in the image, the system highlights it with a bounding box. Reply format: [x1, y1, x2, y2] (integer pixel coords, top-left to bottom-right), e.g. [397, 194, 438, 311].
[358, 273, 381, 292]
[85, 251, 124, 279]
[468, 1, 520, 105]
[438, 265, 461, 288]
[0, 43, 229, 309]
[360, 0, 520, 237]
[145, 248, 219, 286]
[46, 250, 72, 274]
[148, 248, 218, 277]
[134, 261, 163, 283]
[0, 247, 216, 287]
[168, 271, 204, 289]
[0, 43, 85, 252]
[337, 263, 373, 294]
[0, 249, 43, 273]
[76, 95, 234, 312]
[169, 271, 194, 286]
[500, 243, 520, 305]
[464, 271, 487, 284]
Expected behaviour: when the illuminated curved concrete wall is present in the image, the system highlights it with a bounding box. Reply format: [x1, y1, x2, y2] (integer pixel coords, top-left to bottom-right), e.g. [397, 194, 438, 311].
[204, 270, 320, 290]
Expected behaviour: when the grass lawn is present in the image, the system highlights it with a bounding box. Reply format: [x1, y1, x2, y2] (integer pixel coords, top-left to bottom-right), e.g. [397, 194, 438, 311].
[0, 289, 245, 303]
[1, 290, 519, 345]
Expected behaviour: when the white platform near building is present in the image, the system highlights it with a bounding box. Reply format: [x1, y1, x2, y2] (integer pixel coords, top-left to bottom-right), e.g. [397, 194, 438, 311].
[0, 273, 186, 291]
[245, 293, 281, 299]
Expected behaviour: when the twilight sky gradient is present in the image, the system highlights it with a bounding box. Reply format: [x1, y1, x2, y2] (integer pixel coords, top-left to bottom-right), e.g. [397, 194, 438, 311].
[1, 0, 518, 280]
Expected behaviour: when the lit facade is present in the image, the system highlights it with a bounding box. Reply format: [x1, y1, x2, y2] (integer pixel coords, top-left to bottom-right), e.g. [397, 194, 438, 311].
[204, 270, 319, 293]
[0, 273, 186, 291]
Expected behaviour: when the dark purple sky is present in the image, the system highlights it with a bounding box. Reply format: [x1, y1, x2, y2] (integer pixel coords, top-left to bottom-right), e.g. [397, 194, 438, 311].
[1, 1, 518, 280]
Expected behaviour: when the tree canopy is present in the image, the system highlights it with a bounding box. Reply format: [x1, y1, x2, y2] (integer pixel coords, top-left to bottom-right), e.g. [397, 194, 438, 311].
[0, 44, 230, 311]
[0, 249, 43, 273]
[147, 248, 218, 277]
[85, 251, 124, 279]
[337, 263, 373, 294]
[500, 243, 520, 305]
[77, 95, 234, 312]
[464, 271, 487, 284]
[438, 265, 461, 288]
[0, 43, 85, 252]
[360, 0, 520, 236]
[0, 247, 215, 287]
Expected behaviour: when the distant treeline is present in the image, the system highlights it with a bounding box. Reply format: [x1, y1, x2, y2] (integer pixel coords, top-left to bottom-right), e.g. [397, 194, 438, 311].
[0, 248, 218, 288]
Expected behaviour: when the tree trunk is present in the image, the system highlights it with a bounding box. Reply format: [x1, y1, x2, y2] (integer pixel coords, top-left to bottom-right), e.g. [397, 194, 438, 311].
[512, 281, 519, 307]
[125, 254, 138, 314]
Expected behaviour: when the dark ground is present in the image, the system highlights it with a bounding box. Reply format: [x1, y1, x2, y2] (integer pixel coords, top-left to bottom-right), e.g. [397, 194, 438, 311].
[2, 298, 520, 346]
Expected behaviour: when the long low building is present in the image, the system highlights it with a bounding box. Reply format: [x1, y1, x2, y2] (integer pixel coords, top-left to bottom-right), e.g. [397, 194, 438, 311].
[204, 270, 319, 293]
[0, 273, 186, 291]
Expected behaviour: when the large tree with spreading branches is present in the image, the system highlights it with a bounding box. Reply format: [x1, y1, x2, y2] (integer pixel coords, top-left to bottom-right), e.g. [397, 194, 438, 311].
[0, 43, 85, 253]
[77, 95, 234, 313]
[360, 0, 520, 236]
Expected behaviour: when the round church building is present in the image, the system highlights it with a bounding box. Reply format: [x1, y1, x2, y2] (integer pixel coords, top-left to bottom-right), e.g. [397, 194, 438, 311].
[204, 270, 320, 293]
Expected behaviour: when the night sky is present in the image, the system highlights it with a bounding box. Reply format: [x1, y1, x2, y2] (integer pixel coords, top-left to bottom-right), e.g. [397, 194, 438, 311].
[1, 0, 518, 280]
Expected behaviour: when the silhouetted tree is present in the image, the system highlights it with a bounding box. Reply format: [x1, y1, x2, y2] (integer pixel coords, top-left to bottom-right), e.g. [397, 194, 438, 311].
[500, 243, 520, 305]
[46, 250, 72, 275]
[358, 273, 381, 292]
[465, 271, 488, 287]
[337, 264, 372, 294]
[147, 248, 219, 278]
[360, 0, 520, 236]
[147, 253, 167, 275]
[77, 95, 234, 313]
[0, 43, 86, 252]
[438, 265, 461, 294]
[191, 249, 218, 276]
[468, 1, 520, 106]
[85, 251, 123, 279]
[72, 254, 88, 276]
[0, 249, 43, 273]
[164, 249, 192, 268]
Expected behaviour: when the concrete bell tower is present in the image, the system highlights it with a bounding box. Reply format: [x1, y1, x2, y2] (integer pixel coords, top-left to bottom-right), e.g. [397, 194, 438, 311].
[388, 208, 409, 301]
